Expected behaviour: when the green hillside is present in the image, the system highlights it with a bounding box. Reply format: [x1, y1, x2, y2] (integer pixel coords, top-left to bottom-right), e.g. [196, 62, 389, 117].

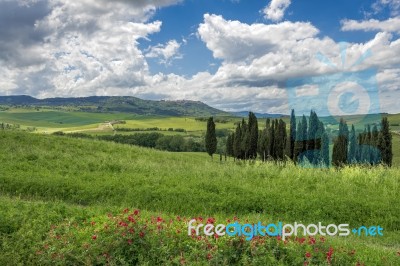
[0, 131, 399, 265]
[0, 95, 229, 117]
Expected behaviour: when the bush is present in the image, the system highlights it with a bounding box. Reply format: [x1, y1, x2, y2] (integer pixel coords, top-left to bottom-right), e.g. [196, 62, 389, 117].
[36, 209, 365, 265]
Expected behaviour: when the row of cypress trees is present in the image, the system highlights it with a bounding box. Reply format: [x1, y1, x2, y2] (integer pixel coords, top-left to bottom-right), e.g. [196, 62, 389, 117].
[292, 110, 330, 166]
[332, 117, 393, 167]
[225, 112, 259, 160]
[206, 110, 393, 167]
[225, 110, 330, 166]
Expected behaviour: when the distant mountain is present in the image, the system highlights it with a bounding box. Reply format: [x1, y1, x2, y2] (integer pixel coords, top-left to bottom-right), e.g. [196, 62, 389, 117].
[0, 95, 229, 117]
[230, 111, 285, 119]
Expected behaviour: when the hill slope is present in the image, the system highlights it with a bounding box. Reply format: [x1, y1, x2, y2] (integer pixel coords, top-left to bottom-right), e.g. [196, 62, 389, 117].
[0, 131, 399, 265]
[0, 95, 229, 117]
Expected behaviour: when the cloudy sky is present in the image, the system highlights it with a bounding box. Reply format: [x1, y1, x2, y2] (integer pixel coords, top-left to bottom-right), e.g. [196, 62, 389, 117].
[1, 0, 400, 114]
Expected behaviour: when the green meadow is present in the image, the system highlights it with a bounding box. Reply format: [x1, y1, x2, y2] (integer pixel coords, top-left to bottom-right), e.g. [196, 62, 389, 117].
[0, 130, 399, 265]
[0, 107, 236, 134]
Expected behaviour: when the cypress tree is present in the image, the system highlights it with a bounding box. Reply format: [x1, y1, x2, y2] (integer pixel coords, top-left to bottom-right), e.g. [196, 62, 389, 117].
[248, 112, 259, 159]
[371, 125, 379, 165]
[265, 119, 272, 160]
[269, 119, 276, 160]
[348, 125, 357, 164]
[321, 131, 330, 167]
[332, 118, 348, 167]
[315, 120, 325, 164]
[289, 109, 296, 160]
[275, 119, 286, 160]
[205, 117, 217, 159]
[301, 115, 308, 157]
[226, 133, 234, 157]
[257, 128, 268, 161]
[307, 110, 318, 163]
[294, 120, 303, 163]
[233, 124, 242, 159]
[241, 119, 250, 159]
[378, 117, 393, 166]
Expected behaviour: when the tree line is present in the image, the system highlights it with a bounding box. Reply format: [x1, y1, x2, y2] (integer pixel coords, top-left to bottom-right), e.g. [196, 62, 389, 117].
[205, 110, 393, 167]
[332, 117, 393, 167]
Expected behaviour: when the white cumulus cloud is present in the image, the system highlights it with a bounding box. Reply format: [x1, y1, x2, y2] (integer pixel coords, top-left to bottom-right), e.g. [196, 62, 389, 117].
[341, 17, 400, 33]
[145, 40, 182, 65]
[263, 0, 291, 22]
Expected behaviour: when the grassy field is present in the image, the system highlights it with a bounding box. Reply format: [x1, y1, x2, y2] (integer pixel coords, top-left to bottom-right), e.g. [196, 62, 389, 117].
[0, 107, 237, 134]
[0, 131, 399, 265]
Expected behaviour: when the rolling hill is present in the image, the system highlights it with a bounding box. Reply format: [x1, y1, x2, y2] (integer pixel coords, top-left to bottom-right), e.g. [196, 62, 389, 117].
[0, 95, 229, 117]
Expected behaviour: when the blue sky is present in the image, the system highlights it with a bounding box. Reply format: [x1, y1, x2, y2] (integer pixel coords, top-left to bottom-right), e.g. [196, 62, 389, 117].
[143, 0, 392, 76]
[0, 0, 400, 114]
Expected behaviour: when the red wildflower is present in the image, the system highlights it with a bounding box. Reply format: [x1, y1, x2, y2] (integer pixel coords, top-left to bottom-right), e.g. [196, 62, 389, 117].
[91, 221, 96, 226]
[91, 235, 97, 240]
[277, 236, 282, 241]
[133, 209, 140, 216]
[128, 216, 135, 223]
[207, 253, 212, 260]
[157, 216, 163, 223]
[176, 229, 181, 234]
[139, 231, 145, 238]
[176, 216, 181, 221]
[350, 250, 356, 256]
[123, 208, 129, 213]
[305, 252, 311, 258]
[304, 262, 309, 266]
[127, 239, 132, 245]
[119, 221, 128, 227]
[129, 228, 135, 234]
[207, 217, 215, 224]
[326, 247, 334, 263]
[214, 233, 219, 239]
[308, 237, 316, 245]
[320, 236, 325, 242]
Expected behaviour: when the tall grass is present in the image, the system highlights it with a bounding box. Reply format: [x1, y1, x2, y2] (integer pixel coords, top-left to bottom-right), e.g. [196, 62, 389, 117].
[0, 131, 399, 230]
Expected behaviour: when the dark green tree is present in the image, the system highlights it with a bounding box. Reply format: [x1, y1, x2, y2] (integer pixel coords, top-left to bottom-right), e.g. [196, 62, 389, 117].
[348, 125, 357, 164]
[269, 119, 276, 160]
[321, 132, 330, 167]
[205, 117, 217, 158]
[257, 126, 268, 161]
[226, 133, 234, 157]
[248, 112, 259, 159]
[276, 119, 287, 160]
[307, 110, 319, 163]
[241, 119, 250, 159]
[371, 125, 379, 165]
[293, 120, 303, 163]
[233, 124, 242, 159]
[301, 115, 308, 160]
[332, 118, 348, 167]
[378, 117, 393, 166]
[289, 109, 296, 160]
